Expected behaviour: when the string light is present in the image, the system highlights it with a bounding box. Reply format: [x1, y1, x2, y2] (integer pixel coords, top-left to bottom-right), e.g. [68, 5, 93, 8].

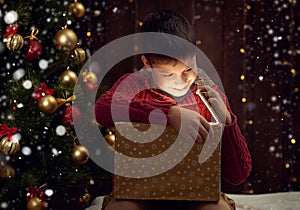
[241, 97, 247, 103]
[87, 31, 91, 37]
[291, 139, 296, 144]
[248, 120, 253, 125]
[291, 68, 296, 74]
[196, 40, 202, 45]
[285, 163, 290, 169]
[240, 48, 245, 54]
[240, 74, 245, 80]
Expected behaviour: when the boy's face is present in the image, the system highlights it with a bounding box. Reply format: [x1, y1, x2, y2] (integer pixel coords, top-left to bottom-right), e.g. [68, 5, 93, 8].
[143, 56, 197, 97]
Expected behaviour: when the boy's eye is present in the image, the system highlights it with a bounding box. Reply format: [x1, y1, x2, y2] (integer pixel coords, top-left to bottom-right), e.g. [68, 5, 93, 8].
[162, 73, 174, 77]
[184, 68, 192, 73]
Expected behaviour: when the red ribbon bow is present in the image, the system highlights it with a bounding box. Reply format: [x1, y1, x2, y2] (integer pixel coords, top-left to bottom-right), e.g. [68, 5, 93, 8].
[2, 23, 19, 38]
[0, 124, 18, 141]
[26, 185, 47, 201]
[34, 82, 54, 101]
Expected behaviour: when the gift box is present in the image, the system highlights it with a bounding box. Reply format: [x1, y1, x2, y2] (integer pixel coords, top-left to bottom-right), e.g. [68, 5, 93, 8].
[113, 122, 222, 201]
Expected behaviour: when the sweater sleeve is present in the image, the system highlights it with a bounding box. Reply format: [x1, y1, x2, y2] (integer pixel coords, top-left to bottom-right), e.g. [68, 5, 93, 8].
[94, 73, 176, 128]
[219, 92, 252, 185]
[221, 115, 252, 185]
[209, 86, 252, 185]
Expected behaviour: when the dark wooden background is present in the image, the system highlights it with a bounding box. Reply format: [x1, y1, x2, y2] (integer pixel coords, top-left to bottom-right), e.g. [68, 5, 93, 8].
[88, 0, 300, 194]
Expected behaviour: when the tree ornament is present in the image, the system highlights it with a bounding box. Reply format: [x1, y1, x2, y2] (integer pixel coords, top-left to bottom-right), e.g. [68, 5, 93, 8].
[79, 189, 91, 204]
[24, 29, 42, 61]
[61, 105, 82, 127]
[2, 23, 18, 38]
[104, 132, 115, 149]
[4, 10, 18, 24]
[71, 47, 86, 63]
[0, 123, 19, 154]
[0, 164, 15, 180]
[59, 69, 78, 86]
[0, 136, 20, 155]
[25, 39, 42, 61]
[84, 82, 96, 95]
[38, 95, 58, 114]
[26, 197, 47, 210]
[34, 83, 54, 101]
[71, 145, 89, 165]
[71, 1, 86, 19]
[82, 71, 98, 85]
[6, 34, 24, 51]
[54, 28, 78, 51]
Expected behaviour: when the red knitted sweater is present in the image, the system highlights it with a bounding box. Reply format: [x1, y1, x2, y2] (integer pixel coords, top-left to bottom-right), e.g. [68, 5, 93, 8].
[95, 72, 252, 186]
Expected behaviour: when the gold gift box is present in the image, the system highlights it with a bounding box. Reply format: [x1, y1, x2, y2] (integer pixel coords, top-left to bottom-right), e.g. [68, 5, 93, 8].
[113, 122, 222, 201]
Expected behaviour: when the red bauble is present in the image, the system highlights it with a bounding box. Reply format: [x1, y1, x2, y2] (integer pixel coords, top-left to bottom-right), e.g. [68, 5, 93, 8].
[62, 105, 82, 127]
[84, 81, 96, 95]
[25, 39, 42, 61]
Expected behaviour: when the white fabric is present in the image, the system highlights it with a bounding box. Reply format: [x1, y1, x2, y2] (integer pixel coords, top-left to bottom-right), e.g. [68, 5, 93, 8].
[85, 192, 300, 210]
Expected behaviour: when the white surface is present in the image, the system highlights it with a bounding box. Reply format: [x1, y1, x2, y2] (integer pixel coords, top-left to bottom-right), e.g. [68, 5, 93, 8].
[85, 192, 300, 210]
[228, 192, 300, 210]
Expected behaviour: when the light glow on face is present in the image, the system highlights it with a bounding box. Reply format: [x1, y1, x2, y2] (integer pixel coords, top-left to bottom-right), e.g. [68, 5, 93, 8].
[149, 57, 197, 97]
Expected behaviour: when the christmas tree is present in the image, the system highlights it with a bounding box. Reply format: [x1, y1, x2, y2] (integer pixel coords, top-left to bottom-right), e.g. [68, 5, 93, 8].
[0, 0, 112, 209]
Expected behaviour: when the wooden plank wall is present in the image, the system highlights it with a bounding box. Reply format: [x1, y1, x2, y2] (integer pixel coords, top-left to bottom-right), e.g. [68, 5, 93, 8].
[93, 0, 300, 194]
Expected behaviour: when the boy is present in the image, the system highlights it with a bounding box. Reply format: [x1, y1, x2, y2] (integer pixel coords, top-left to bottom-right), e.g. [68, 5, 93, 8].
[95, 10, 252, 210]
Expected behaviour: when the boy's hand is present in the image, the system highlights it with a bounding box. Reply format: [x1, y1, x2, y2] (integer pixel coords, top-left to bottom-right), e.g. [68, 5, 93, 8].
[168, 106, 211, 144]
[198, 86, 232, 124]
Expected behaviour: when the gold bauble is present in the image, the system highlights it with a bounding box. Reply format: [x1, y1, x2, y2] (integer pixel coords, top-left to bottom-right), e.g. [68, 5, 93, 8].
[81, 192, 91, 203]
[104, 133, 115, 149]
[38, 95, 58, 114]
[0, 164, 15, 180]
[59, 70, 78, 86]
[72, 2, 86, 19]
[6, 34, 24, 51]
[54, 28, 78, 51]
[82, 72, 98, 85]
[26, 197, 47, 210]
[0, 136, 20, 155]
[72, 47, 86, 63]
[72, 145, 89, 165]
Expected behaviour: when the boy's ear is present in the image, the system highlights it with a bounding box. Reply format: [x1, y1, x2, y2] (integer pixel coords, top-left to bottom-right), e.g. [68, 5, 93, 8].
[141, 55, 151, 71]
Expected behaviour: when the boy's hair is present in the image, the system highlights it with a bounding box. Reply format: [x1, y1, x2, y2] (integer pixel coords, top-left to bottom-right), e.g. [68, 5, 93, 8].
[141, 10, 196, 65]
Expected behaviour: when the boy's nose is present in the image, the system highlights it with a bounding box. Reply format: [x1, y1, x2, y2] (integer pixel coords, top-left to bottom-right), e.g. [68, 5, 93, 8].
[174, 75, 187, 85]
